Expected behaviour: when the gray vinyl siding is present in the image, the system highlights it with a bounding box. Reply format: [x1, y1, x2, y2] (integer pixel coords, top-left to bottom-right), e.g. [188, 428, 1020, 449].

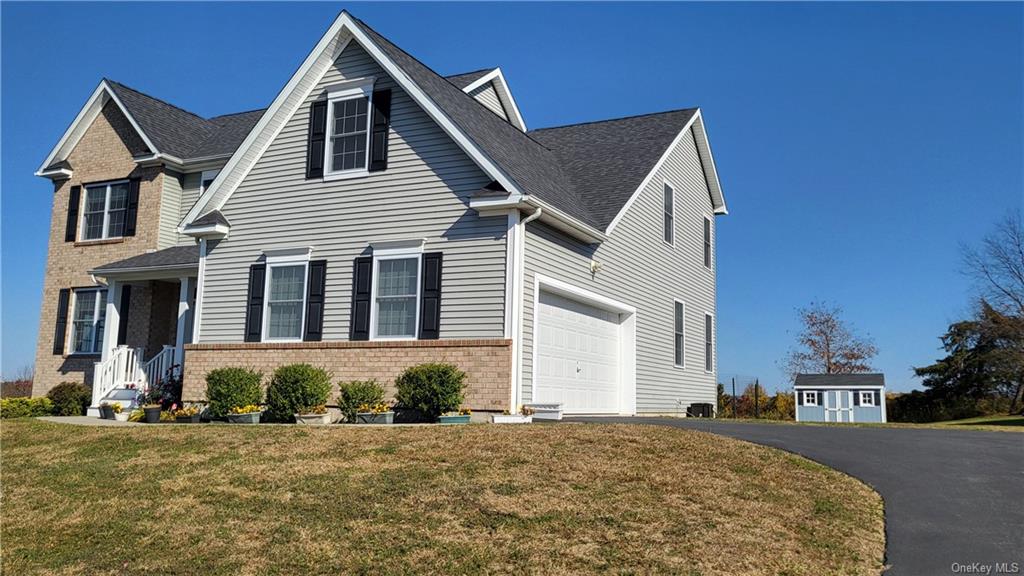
[521, 127, 717, 414]
[176, 172, 203, 245]
[468, 81, 509, 122]
[199, 41, 506, 343]
[159, 169, 183, 249]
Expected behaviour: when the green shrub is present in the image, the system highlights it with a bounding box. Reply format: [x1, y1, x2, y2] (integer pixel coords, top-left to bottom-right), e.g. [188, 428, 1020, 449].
[0, 397, 54, 419]
[337, 380, 385, 423]
[394, 363, 466, 421]
[205, 367, 263, 419]
[47, 382, 91, 416]
[264, 364, 332, 422]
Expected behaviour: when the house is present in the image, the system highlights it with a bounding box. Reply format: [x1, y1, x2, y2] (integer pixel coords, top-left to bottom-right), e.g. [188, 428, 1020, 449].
[31, 10, 727, 417]
[794, 374, 887, 423]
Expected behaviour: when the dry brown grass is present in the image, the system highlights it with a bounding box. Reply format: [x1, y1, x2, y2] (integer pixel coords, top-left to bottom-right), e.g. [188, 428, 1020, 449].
[1, 420, 884, 575]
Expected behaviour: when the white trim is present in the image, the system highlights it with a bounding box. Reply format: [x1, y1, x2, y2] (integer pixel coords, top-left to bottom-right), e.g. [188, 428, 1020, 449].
[794, 384, 886, 390]
[323, 77, 375, 179]
[182, 223, 230, 239]
[503, 210, 519, 340]
[191, 239, 208, 343]
[605, 110, 727, 235]
[368, 238, 425, 256]
[531, 273, 637, 415]
[369, 249, 422, 341]
[703, 214, 713, 270]
[69, 287, 108, 356]
[199, 170, 221, 194]
[673, 298, 685, 369]
[512, 207, 541, 410]
[663, 180, 675, 246]
[80, 180, 129, 242]
[325, 76, 376, 99]
[468, 193, 606, 244]
[802, 390, 819, 406]
[261, 258, 309, 343]
[704, 312, 714, 374]
[858, 390, 876, 406]
[461, 68, 527, 132]
[263, 246, 313, 262]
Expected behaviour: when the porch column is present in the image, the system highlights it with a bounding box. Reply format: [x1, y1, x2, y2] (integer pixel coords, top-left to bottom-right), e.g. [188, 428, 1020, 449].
[101, 280, 122, 362]
[175, 276, 193, 369]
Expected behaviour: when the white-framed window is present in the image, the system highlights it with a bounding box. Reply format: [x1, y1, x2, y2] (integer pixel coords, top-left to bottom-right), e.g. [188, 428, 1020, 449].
[673, 299, 685, 368]
[82, 180, 129, 240]
[663, 182, 674, 245]
[324, 78, 375, 179]
[802, 391, 818, 406]
[859, 391, 875, 406]
[704, 313, 714, 372]
[703, 215, 713, 269]
[262, 255, 309, 342]
[70, 288, 107, 354]
[200, 169, 220, 194]
[372, 255, 421, 339]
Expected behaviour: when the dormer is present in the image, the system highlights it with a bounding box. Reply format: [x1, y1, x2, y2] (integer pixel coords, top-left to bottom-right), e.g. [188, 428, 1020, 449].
[445, 67, 526, 131]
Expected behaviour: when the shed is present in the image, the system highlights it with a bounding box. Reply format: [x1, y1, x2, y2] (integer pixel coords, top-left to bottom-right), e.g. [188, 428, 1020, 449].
[794, 374, 886, 423]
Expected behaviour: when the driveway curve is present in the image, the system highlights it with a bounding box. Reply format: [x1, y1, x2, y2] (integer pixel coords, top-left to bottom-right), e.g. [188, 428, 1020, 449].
[568, 417, 1024, 576]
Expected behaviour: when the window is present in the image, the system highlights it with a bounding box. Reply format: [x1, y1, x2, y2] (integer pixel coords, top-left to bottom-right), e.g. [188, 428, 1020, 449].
[71, 288, 107, 354]
[802, 391, 818, 406]
[82, 181, 129, 240]
[860, 391, 875, 406]
[264, 263, 307, 341]
[704, 313, 713, 372]
[703, 216, 712, 268]
[200, 169, 220, 193]
[673, 300, 685, 367]
[663, 183, 674, 244]
[322, 79, 377, 177]
[373, 256, 420, 339]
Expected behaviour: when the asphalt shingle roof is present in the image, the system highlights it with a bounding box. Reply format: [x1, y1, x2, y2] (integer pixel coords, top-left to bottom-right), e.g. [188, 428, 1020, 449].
[92, 245, 199, 272]
[444, 68, 495, 89]
[794, 374, 886, 388]
[188, 209, 231, 228]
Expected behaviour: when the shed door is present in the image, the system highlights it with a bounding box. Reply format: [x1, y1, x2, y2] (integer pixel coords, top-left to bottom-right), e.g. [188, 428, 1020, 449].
[824, 390, 854, 423]
[534, 290, 621, 414]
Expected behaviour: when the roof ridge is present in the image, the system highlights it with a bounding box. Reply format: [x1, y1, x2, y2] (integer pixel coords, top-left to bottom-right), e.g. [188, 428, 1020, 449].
[209, 108, 268, 121]
[529, 107, 699, 132]
[445, 67, 496, 79]
[105, 78, 213, 124]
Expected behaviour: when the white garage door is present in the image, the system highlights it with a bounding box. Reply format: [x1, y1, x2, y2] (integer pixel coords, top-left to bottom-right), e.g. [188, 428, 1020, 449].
[535, 290, 621, 414]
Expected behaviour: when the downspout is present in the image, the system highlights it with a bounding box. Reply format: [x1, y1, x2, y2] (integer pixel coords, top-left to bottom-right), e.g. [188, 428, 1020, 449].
[511, 207, 542, 411]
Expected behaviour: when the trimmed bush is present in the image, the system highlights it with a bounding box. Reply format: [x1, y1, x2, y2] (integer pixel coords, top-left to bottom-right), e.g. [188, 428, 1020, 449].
[0, 397, 54, 419]
[47, 382, 91, 416]
[264, 364, 332, 422]
[394, 363, 466, 421]
[337, 380, 385, 423]
[205, 367, 263, 419]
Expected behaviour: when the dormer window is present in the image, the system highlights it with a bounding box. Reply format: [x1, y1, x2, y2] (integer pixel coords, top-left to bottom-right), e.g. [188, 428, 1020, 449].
[82, 181, 129, 240]
[323, 78, 375, 179]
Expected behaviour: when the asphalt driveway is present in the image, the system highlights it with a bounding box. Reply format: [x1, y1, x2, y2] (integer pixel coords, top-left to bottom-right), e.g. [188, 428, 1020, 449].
[568, 417, 1024, 576]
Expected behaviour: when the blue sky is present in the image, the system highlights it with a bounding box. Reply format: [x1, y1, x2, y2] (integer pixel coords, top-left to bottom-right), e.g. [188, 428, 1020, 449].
[2, 2, 1021, 391]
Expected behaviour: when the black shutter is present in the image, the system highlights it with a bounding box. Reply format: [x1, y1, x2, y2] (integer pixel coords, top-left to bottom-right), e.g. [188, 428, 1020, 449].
[796, 391, 803, 406]
[418, 252, 443, 340]
[350, 257, 373, 341]
[874, 390, 881, 406]
[818, 391, 824, 406]
[244, 264, 266, 342]
[369, 89, 392, 172]
[124, 178, 140, 237]
[306, 100, 328, 179]
[117, 285, 131, 346]
[53, 289, 71, 355]
[303, 260, 327, 342]
[852, 390, 860, 406]
[65, 186, 81, 242]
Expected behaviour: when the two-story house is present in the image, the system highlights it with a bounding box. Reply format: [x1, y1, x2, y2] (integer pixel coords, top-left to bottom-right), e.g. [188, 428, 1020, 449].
[33, 10, 727, 417]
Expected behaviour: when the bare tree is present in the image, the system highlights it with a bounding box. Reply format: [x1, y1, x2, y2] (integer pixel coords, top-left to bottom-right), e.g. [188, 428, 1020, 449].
[963, 213, 1024, 317]
[782, 302, 878, 381]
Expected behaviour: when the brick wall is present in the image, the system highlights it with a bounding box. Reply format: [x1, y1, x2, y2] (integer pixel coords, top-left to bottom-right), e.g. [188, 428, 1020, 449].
[182, 339, 512, 412]
[32, 101, 168, 396]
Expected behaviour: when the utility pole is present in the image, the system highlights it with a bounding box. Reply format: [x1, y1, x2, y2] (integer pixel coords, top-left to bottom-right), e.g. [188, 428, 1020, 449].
[754, 379, 760, 419]
[731, 377, 736, 419]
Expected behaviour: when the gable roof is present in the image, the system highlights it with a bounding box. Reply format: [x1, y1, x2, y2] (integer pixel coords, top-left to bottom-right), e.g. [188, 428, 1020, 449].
[445, 68, 496, 89]
[105, 81, 217, 159]
[794, 374, 886, 388]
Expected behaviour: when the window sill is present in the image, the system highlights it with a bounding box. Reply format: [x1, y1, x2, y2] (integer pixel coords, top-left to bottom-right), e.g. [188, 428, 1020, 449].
[75, 237, 125, 247]
[323, 169, 370, 182]
[64, 352, 100, 359]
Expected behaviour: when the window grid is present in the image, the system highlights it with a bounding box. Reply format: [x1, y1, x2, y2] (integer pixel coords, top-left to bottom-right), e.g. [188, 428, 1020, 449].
[374, 257, 419, 339]
[265, 264, 306, 340]
[82, 181, 129, 241]
[703, 216, 712, 268]
[663, 183, 674, 244]
[673, 300, 685, 367]
[704, 313, 713, 372]
[860, 391, 875, 406]
[71, 288, 107, 354]
[329, 97, 369, 173]
[803, 391, 818, 406]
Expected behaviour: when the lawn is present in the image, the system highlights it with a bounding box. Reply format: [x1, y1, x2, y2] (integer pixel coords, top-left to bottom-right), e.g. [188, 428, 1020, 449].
[1, 420, 884, 575]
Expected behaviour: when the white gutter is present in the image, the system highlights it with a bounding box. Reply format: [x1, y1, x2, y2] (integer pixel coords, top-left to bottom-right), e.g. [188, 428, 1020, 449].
[510, 206, 542, 411]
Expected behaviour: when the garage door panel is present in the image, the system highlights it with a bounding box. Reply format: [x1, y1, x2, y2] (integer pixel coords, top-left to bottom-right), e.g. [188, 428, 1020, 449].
[535, 290, 621, 414]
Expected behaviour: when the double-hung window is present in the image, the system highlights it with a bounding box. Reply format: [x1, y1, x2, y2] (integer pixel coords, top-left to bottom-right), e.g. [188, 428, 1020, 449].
[324, 78, 375, 178]
[373, 255, 420, 339]
[802, 391, 818, 406]
[264, 261, 308, 341]
[82, 181, 129, 240]
[673, 300, 685, 368]
[703, 216, 712, 269]
[71, 288, 107, 354]
[704, 313, 714, 372]
[663, 183, 674, 245]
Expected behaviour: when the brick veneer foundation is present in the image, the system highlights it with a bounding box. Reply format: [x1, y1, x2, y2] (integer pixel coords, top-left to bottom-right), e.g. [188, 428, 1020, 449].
[182, 339, 513, 412]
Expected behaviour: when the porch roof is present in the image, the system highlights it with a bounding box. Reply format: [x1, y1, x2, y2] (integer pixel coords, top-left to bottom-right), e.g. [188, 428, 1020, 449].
[90, 245, 199, 278]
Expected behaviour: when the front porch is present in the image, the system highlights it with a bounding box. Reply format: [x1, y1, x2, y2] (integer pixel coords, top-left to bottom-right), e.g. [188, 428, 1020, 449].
[87, 246, 199, 416]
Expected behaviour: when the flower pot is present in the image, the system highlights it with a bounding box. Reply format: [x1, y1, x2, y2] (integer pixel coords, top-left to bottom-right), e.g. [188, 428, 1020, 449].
[227, 412, 262, 424]
[294, 413, 331, 425]
[99, 405, 115, 420]
[491, 414, 533, 424]
[175, 414, 201, 423]
[143, 406, 162, 424]
[355, 411, 394, 424]
[113, 412, 129, 422]
[438, 414, 471, 424]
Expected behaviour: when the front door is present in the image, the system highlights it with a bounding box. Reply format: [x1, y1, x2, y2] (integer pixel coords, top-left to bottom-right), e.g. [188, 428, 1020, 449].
[824, 390, 854, 422]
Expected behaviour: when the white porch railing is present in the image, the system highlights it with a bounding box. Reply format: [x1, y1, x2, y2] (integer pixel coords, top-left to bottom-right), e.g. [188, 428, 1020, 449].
[142, 345, 177, 390]
[91, 345, 143, 409]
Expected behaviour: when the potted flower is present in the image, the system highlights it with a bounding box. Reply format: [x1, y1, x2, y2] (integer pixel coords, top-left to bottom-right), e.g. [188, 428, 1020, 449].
[227, 404, 262, 424]
[142, 403, 162, 424]
[355, 402, 393, 424]
[99, 402, 115, 420]
[112, 402, 129, 422]
[439, 407, 472, 424]
[491, 405, 534, 424]
[294, 404, 331, 425]
[174, 405, 202, 423]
